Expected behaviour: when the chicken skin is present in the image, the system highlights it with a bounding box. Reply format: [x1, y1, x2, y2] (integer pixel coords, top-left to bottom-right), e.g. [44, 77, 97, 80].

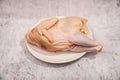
[26, 16, 103, 53]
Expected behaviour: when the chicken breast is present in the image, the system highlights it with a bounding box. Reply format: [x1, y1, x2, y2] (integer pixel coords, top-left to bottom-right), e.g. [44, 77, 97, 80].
[26, 16, 103, 53]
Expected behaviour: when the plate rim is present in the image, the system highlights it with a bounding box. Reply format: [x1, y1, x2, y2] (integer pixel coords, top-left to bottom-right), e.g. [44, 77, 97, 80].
[26, 42, 86, 64]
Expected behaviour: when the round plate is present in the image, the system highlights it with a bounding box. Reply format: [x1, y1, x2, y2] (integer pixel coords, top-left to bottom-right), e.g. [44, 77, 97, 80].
[26, 16, 93, 64]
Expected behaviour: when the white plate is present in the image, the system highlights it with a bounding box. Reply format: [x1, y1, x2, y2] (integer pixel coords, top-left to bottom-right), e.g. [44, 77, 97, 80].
[26, 16, 93, 64]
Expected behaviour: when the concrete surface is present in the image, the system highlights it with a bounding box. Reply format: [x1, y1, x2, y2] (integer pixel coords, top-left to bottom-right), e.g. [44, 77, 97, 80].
[0, 0, 120, 80]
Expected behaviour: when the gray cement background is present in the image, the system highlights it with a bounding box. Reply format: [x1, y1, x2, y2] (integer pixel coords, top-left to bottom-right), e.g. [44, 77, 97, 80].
[0, 0, 120, 80]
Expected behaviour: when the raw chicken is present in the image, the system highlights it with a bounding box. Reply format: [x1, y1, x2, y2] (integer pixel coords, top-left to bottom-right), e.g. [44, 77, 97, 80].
[26, 16, 103, 53]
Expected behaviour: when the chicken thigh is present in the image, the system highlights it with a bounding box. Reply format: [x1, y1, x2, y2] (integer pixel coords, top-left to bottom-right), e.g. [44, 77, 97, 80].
[26, 16, 103, 53]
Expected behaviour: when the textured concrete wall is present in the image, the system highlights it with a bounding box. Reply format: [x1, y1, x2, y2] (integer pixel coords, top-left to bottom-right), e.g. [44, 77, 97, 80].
[0, 0, 120, 80]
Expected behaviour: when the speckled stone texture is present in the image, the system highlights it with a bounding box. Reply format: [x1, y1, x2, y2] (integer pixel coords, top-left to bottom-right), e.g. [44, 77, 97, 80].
[0, 0, 120, 80]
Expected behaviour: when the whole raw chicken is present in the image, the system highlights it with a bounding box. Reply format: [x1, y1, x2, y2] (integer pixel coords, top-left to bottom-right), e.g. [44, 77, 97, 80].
[26, 16, 103, 53]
